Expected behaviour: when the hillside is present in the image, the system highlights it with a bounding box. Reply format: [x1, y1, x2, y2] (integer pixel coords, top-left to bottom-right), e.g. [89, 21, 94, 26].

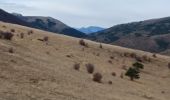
[0, 9, 86, 38]
[89, 17, 170, 54]
[0, 21, 170, 100]
[0, 9, 31, 27]
[13, 13, 86, 38]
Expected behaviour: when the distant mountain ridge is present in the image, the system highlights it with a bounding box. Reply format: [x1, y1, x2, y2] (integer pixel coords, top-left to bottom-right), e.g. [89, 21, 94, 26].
[0, 9, 31, 27]
[89, 17, 170, 55]
[77, 26, 105, 34]
[0, 9, 86, 38]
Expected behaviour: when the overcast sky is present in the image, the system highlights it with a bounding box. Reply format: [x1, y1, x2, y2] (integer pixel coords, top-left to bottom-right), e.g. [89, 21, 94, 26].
[0, 0, 170, 28]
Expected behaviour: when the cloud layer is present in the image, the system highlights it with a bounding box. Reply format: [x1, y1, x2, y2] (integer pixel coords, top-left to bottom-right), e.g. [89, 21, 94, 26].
[0, 0, 170, 28]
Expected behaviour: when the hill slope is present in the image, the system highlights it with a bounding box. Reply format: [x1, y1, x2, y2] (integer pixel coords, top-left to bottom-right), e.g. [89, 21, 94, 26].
[13, 13, 86, 38]
[90, 17, 170, 54]
[0, 21, 170, 100]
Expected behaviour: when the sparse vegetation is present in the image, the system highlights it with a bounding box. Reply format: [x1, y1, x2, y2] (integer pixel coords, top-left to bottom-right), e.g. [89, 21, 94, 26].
[153, 53, 157, 58]
[93, 72, 102, 83]
[73, 63, 80, 71]
[168, 63, 170, 69]
[10, 29, 15, 32]
[8, 47, 14, 53]
[108, 81, 112, 85]
[79, 39, 88, 47]
[28, 30, 33, 35]
[120, 72, 124, 79]
[86, 63, 94, 74]
[99, 43, 103, 49]
[20, 33, 24, 39]
[43, 36, 49, 42]
[0, 31, 14, 40]
[111, 72, 116, 76]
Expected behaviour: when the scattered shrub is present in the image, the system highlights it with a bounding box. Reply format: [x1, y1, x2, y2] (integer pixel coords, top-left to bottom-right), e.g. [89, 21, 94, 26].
[74, 63, 80, 71]
[110, 56, 114, 59]
[130, 52, 137, 58]
[111, 72, 116, 76]
[28, 30, 33, 35]
[8, 47, 14, 53]
[99, 43, 103, 49]
[86, 63, 95, 74]
[43, 36, 49, 42]
[168, 63, 170, 69]
[108, 81, 112, 85]
[152, 53, 157, 58]
[20, 33, 24, 39]
[2, 25, 6, 28]
[93, 72, 102, 83]
[108, 60, 112, 64]
[142, 55, 151, 62]
[135, 56, 143, 62]
[120, 72, 124, 79]
[3, 32, 14, 40]
[10, 29, 15, 33]
[79, 39, 88, 47]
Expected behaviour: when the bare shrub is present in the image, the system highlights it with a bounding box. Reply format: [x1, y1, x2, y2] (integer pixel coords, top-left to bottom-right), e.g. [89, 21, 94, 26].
[74, 63, 80, 71]
[142, 55, 151, 62]
[79, 39, 88, 47]
[108, 81, 112, 85]
[111, 72, 116, 76]
[93, 72, 102, 83]
[8, 47, 14, 53]
[3, 32, 14, 40]
[10, 29, 15, 33]
[135, 56, 143, 62]
[43, 36, 49, 42]
[168, 63, 170, 69]
[99, 43, 103, 49]
[130, 52, 137, 58]
[20, 33, 24, 39]
[152, 53, 157, 58]
[120, 72, 124, 79]
[110, 56, 114, 59]
[108, 60, 112, 64]
[28, 30, 33, 35]
[86, 63, 95, 74]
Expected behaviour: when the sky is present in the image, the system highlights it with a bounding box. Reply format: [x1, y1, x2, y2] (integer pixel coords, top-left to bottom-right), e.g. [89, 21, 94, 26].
[0, 0, 170, 28]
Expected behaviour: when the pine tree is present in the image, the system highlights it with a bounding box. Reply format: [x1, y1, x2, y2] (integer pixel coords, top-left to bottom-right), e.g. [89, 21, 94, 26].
[125, 67, 140, 81]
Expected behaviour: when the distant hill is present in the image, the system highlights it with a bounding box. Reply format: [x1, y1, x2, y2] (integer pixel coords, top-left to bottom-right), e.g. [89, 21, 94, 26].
[0, 9, 86, 38]
[77, 26, 105, 34]
[20, 16, 87, 38]
[0, 9, 31, 27]
[89, 17, 170, 54]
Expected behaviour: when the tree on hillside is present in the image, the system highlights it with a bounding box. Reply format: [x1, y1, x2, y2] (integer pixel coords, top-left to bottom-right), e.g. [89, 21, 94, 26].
[133, 62, 144, 71]
[125, 62, 144, 81]
[125, 67, 140, 81]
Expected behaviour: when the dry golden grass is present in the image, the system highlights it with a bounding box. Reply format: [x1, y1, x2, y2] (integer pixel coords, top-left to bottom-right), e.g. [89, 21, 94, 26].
[0, 21, 170, 100]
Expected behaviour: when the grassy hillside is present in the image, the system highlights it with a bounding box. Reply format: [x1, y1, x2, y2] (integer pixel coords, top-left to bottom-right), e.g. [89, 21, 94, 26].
[0, 21, 170, 100]
[89, 17, 170, 54]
